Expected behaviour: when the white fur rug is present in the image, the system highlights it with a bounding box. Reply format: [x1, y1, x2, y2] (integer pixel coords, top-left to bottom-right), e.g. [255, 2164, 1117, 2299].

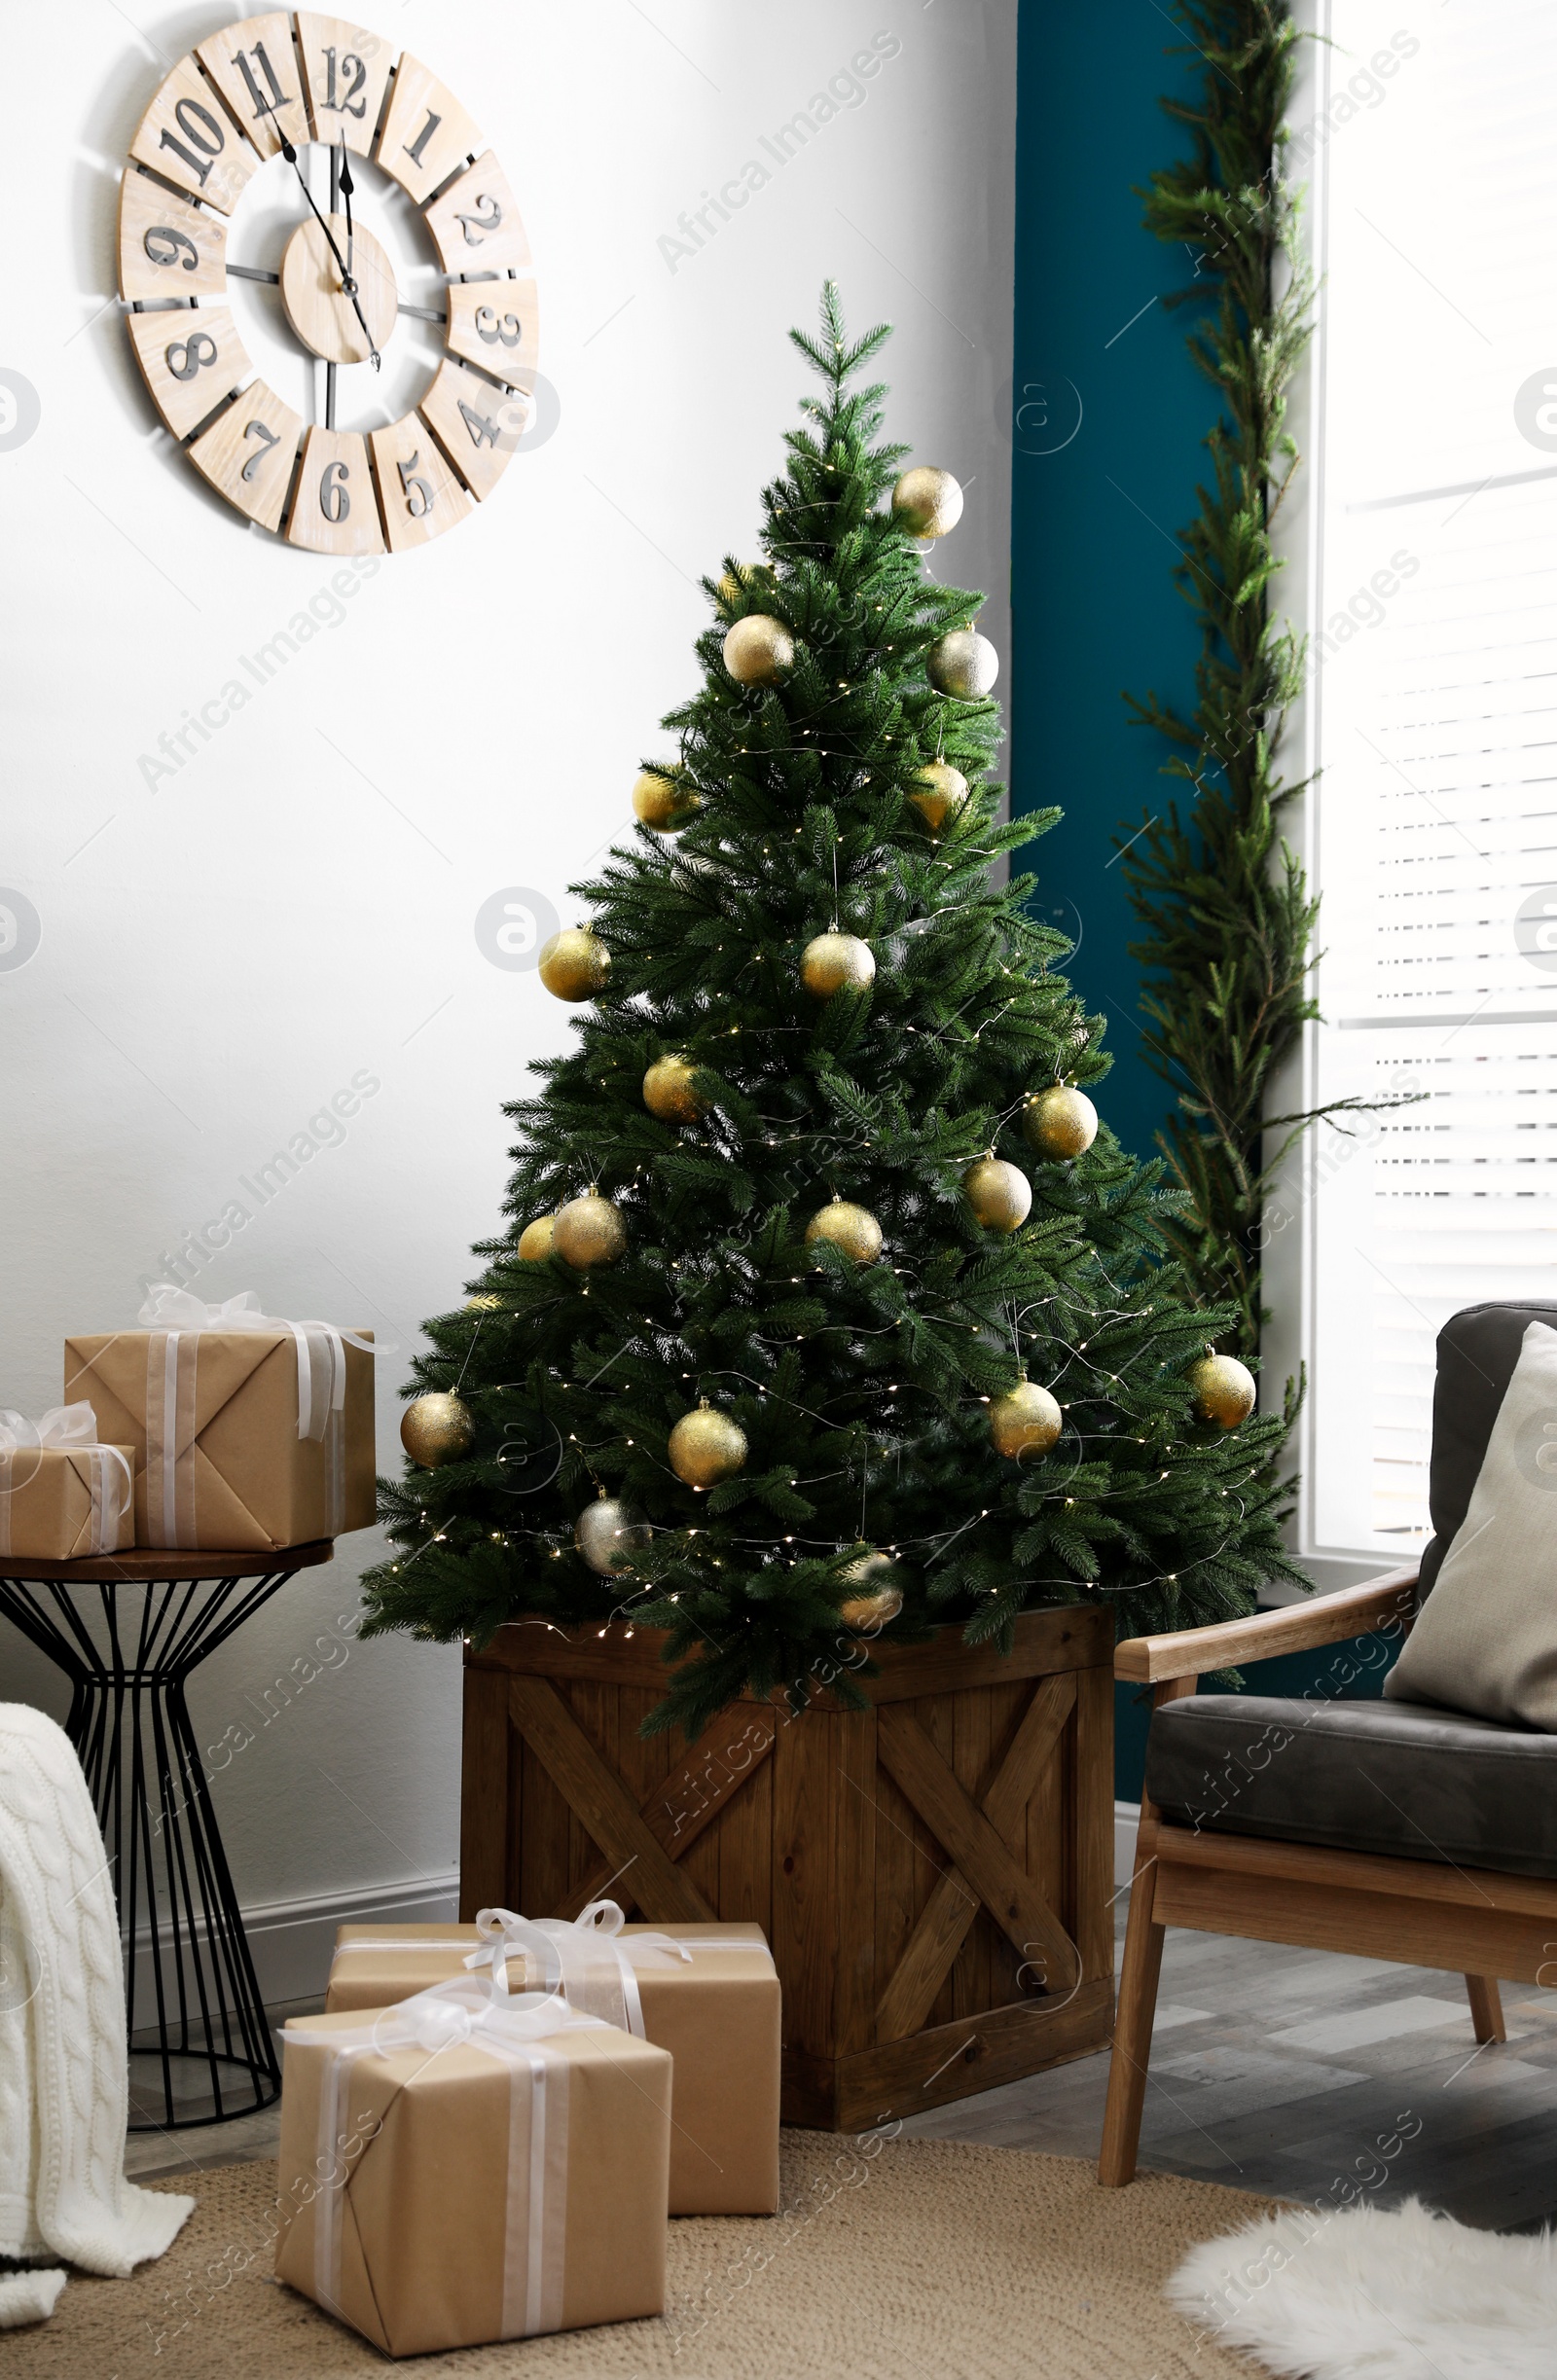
[1170, 2197, 1557, 2380]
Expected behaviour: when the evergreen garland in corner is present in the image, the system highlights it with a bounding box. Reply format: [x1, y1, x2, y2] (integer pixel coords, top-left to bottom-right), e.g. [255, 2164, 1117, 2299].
[1121, 0, 1371, 1358]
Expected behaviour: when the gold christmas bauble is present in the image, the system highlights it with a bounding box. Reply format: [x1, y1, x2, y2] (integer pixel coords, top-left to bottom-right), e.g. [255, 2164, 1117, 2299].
[401, 1391, 474, 1467]
[1023, 1085, 1099, 1161]
[518, 1214, 557, 1262]
[464, 1292, 503, 1312]
[837, 1546, 908, 1631]
[574, 1491, 653, 1576]
[553, 1189, 628, 1270]
[989, 1377, 1063, 1460]
[633, 770, 701, 832]
[723, 613, 794, 686]
[891, 466, 964, 539]
[801, 932, 876, 997]
[963, 1155, 1032, 1234]
[643, 1054, 704, 1126]
[806, 1200, 884, 1266]
[927, 629, 999, 701]
[538, 926, 610, 1002]
[668, 1398, 748, 1490]
[1188, 1352, 1257, 1430]
[908, 761, 969, 833]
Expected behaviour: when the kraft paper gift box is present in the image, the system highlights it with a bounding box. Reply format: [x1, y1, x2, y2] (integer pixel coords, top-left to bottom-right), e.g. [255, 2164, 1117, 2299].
[326, 1905, 781, 2218]
[274, 1981, 670, 2358]
[0, 1405, 134, 1560]
[63, 1287, 374, 1551]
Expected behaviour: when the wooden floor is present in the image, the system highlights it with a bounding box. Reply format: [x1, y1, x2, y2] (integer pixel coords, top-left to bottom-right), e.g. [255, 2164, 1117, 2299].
[127, 1925, 1557, 2236]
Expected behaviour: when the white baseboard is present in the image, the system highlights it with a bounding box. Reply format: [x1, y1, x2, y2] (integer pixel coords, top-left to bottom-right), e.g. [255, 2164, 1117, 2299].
[1114, 1799, 1141, 1893]
[129, 1869, 460, 2018]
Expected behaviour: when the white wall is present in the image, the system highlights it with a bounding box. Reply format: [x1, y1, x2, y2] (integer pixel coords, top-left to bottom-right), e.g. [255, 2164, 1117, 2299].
[0, 0, 1016, 1987]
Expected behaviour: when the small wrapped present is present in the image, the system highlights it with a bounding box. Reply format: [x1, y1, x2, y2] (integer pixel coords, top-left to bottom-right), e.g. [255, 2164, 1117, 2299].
[64, 1285, 375, 1550]
[0, 1405, 133, 1561]
[327, 1901, 781, 2217]
[274, 1976, 670, 2357]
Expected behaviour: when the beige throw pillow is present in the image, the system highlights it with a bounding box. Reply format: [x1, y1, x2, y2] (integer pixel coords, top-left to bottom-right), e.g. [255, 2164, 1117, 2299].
[1387, 1319, 1557, 1728]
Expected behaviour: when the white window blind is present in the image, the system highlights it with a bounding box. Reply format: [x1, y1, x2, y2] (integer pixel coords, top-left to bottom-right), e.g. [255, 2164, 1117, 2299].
[1307, 0, 1557, 1553]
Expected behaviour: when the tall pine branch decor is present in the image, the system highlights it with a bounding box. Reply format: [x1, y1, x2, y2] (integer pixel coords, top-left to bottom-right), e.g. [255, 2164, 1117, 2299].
[1120, 0, 1355, 1355]
[364, 287, 1302, 1739]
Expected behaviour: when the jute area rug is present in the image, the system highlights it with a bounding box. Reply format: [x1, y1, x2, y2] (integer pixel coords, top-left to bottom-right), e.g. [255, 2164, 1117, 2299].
[12, 2132, 1275, 2380]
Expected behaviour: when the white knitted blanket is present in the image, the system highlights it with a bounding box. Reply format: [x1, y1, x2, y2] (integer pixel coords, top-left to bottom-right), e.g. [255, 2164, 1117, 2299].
[0, 1704, 193, 2325]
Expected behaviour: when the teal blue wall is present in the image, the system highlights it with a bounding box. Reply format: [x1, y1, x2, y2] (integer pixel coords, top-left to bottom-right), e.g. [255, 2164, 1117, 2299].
[1009, 6, 1400, 1798]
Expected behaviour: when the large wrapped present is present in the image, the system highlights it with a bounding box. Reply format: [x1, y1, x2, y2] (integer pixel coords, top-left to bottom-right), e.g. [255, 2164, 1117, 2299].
[64, 1286, 375, 1550]
[274, 1976, 670, 2357]
[0, 1405, 134, 1560]
[326, 1901, 780, 2217]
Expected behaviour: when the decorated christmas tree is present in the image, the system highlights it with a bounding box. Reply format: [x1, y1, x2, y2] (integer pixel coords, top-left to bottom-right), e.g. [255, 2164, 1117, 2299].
[362, 287, 1303, 1738]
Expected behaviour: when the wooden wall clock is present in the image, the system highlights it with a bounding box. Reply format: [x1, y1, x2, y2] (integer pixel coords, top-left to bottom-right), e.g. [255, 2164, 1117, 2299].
[117, 14, 538, 553]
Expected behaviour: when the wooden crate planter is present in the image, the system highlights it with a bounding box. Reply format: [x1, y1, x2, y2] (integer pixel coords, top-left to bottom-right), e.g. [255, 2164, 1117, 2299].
[459, 1608, 1115, 2131]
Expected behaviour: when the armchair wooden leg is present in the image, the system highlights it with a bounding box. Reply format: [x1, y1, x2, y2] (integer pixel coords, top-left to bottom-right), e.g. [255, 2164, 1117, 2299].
[1466, 1974, 1505, 2044]
[1099, 1816, 1164, 2187]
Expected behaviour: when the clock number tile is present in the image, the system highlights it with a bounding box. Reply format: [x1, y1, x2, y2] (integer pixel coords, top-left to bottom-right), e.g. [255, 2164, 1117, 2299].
[423, 152, 531, 274]
[368, 417, 472, 552]
[127, 306, 254, 442]
[295, 14, 395, 157]
[188, 380, 303, 533]
[118, 170, 228, 302]
[286, 426, 386, 556]
[197, 16, 309, 160]
[128, 56, 262, 217]
[419, 357, 528, 502]
[375, 54, 482, 204]
[445, 278, 539, 382]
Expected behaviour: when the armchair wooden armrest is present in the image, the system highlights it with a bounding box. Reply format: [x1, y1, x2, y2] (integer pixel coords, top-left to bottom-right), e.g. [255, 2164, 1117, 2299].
[1113, 1565, 1419, 1686]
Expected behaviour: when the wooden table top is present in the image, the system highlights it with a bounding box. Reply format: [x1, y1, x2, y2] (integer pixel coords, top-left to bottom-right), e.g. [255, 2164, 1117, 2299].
[0, 1539, 337, 1584]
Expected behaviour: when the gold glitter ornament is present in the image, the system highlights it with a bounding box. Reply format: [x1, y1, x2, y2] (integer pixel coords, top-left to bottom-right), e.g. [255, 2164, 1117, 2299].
[1023, 1086, 1099, 1161]
[908, 760, 969, 832]
[722, 614, 794, 686]
[401, 1391, 474, 1467]
[800, 932, 875, 997]
[668, 1398, 748, 1490]
[989, 1377, 1063, 1460]
[642, 1054, 705, 1126]
[838, 1545, 909, 1630]
[517, 1214, 557, 1262]
[805, 1201, 884, 1265]
[464, 1293, 503, 1312]
[574, 1490, 653, 1576]
[538, 926, 610, 1002]
[553, 1188, 628, 1271]
[963, 1155, 1032, 1234]
[927, 629, 999, 701]
[633, 770, 701, 832]
[1188, 1352, 1257, 1430]
[891, 466, 964, 538]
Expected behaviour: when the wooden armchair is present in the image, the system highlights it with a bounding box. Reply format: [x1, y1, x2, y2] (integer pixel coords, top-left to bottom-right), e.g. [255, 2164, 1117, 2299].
[1099, 1298, 1557, 2185]
[1098, 1562, 1547, 2185]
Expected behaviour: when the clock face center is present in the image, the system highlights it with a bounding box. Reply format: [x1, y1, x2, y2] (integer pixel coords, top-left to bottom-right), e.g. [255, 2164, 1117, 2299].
[279, 211, 398, 365]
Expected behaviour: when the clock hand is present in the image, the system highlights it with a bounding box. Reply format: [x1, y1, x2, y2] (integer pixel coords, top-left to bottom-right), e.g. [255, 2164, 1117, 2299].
[271, 119, 381, 371]
[339, 139, 355, 282]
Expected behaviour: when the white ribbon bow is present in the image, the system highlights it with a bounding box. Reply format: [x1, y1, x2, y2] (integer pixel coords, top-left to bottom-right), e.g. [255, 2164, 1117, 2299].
[466, 1901, 718, 2040]
[135, 1284, 382, 1443]
[0, 1404, 133, 1556]
[285, 1975, 610, 2341]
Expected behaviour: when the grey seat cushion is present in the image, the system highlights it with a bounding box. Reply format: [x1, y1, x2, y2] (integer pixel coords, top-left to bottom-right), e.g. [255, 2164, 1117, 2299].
[1146, 1692, 1557, 1880]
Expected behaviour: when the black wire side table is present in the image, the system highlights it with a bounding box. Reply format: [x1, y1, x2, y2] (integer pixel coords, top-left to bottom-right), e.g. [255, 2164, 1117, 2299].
[0, 1540, 334, 2131]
